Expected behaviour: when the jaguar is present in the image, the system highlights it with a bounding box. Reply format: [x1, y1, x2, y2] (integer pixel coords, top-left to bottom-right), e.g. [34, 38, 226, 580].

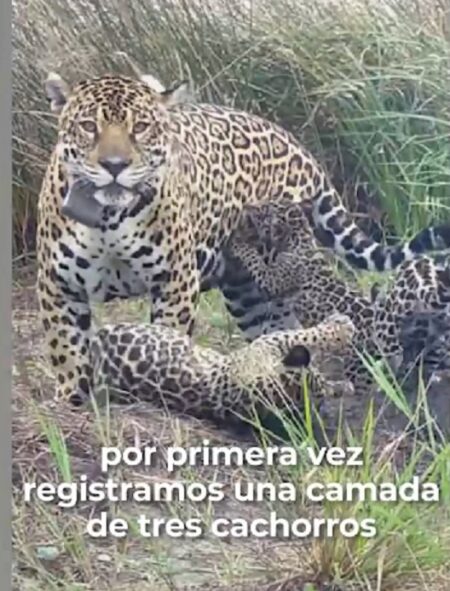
[87, 314, 355, 428]
[225, 198, 450, 393]
[38, 72, 450, 401]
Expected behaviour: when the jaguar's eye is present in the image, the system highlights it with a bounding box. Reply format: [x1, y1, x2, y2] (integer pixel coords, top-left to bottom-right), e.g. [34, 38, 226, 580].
[79, 120, 97, 134]
[133, 121, 150, 135]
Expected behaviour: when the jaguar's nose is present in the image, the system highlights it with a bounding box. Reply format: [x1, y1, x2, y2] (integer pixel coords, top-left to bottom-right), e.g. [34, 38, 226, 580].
[99, 157, 131, 178]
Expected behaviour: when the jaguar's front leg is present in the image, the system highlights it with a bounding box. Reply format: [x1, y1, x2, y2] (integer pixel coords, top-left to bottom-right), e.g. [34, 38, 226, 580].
[37, 266, 94, 404]
[148, 245, 200, 335]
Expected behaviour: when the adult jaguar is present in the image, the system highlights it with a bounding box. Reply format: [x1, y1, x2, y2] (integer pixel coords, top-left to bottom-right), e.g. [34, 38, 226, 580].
[225, 198, 450, 393]
[88, 313, 355, 427]
[38, 72, 450, 401]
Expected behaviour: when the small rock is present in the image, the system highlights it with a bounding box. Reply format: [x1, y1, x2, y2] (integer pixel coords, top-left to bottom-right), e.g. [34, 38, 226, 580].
[36, 545, 60, 561]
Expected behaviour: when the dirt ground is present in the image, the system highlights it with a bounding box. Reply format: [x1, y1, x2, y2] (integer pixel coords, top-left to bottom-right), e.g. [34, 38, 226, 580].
[12, 263, 450, 591]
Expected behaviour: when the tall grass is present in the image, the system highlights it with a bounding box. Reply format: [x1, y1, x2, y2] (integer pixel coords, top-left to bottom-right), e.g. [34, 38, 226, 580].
[12, 0, 450, 255]
[17, 353, 450, 589]
[251, 371, 450, 587]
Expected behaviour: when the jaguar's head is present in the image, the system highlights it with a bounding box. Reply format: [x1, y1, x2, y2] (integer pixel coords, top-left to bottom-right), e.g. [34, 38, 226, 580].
[45, 72, 190, 208]
[238, 198, 311, 252]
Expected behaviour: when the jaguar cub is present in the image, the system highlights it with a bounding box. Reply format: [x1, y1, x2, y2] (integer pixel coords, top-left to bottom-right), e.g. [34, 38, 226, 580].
[226, 198, 450, 393]
[39, 72, 450, 403]
[86, 313, 355, 427]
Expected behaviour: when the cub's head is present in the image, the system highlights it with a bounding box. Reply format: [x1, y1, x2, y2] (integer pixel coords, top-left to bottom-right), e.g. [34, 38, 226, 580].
[238, 198, 312, 252]
[45, 73, 190, 206]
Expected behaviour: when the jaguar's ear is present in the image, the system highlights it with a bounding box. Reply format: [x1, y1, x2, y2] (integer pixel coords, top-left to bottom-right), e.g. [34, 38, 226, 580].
[140, 74, 167, 94]
[282, 345, 311, 368]
[45, 72, 71, 114]
[159, 80, 192, 106]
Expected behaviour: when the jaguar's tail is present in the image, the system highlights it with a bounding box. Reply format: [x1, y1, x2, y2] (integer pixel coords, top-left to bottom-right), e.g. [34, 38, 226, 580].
[312, 183, 450, 271]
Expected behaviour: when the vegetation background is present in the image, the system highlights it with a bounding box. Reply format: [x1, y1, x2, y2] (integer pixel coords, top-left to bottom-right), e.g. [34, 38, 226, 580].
[12, 0, 450, 590]
[12, 0, 450, 257]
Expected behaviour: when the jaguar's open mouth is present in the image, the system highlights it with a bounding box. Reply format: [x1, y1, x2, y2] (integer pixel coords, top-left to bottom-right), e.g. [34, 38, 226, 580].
[61, 179, 139, 227]
[97, 182, 128, 199]
[93, 183, 139, 208]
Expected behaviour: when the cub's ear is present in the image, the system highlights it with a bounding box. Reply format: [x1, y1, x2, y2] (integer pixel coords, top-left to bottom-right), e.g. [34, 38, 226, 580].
[282, 345, 311, 368]
[45, 72, 70, 114]
[437, 265, 450, 288]
[159, 80, 192, 106]
[239, 205, 261, 235]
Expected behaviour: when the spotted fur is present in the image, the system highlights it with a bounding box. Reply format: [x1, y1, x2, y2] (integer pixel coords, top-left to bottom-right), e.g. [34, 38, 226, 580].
[38, 73, 450, 401]
[85, 313, 355, 426]
[225, 198, 450, 392]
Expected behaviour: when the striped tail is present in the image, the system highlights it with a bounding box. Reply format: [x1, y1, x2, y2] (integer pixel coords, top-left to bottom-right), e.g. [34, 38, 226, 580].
[312, 184, 450, 271]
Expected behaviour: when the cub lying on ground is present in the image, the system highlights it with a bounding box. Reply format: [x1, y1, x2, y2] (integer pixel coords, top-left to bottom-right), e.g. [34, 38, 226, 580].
[81, 313, 355, 429]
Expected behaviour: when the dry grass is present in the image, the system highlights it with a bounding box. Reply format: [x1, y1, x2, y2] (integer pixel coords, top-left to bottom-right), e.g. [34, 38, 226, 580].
[12, 0, 450, 254]
[11, 271, 327, 590]
[12, 267, 450, 591]
[12, 0, 450, 586]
